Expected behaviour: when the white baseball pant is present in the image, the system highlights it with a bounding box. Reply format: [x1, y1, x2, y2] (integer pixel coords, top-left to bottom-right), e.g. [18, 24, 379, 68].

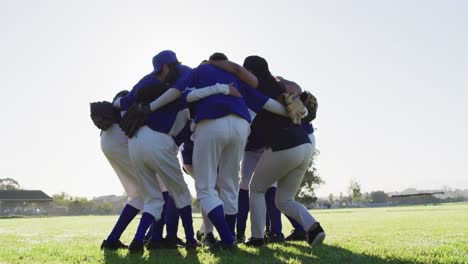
[249, 143, 315, 238]
[128, 126, 193, 219]
[193, 114, 250, 215]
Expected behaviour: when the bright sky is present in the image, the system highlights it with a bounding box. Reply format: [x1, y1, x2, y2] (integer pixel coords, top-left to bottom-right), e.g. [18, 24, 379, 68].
[1, 0, 467, 198]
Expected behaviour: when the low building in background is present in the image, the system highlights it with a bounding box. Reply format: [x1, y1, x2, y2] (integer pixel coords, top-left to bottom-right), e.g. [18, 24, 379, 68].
[0, 190, 53, 216]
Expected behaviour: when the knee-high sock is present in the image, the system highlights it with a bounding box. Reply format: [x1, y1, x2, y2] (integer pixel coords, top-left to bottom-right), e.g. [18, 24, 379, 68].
[236, 189, 249, 235]
[178, 205, 196, 243]
[107, 204, 140, 242]
[286, 215, 306, 232]
[225, 214, 236, 237]
[265, 187, 283, 237]
[208, 205, 235, 244]
[165, 194, 180, 239]
[150, 192, 169, 242]
[134, 212, 155, 242]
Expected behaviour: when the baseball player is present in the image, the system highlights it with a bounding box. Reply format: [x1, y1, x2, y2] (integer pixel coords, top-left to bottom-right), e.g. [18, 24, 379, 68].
[242, 56, 325, 247]
[113, 50, 199, 254]
[91, 92, 144, 251]
[92, 93, 183, 250]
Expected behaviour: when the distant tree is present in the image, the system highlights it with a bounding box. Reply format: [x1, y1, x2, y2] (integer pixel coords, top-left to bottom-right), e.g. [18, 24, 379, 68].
[370, 191, 389, 203]
[328, 193, 334, 204]
[348, 179, 362, 200]
[96, 202, 114, 215]
[52, 192, 73, 206]
[295, 150, 324, 205]
[0, 178, 21, 190]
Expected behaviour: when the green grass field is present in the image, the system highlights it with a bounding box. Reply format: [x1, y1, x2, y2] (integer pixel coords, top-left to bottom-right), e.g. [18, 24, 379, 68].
[0, 203, 467, 264]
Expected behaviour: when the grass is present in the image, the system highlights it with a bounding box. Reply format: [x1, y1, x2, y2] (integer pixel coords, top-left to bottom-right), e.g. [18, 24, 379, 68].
[0, 203, 467, 263]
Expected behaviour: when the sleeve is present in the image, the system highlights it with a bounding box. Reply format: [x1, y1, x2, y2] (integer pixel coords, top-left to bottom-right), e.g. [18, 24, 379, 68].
[117, 76, 151, 110]
[186, 83, 230, 102]
[173, 68, 197, 93]
[240, 84, 270, 113]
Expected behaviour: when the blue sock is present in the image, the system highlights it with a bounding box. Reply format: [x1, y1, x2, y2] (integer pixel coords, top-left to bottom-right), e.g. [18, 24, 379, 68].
[133, 212, 155, 242]
[150, 197, 167, 242]
[165, 194, 180, 239]
[225, 214, 236, 237]
[236, 189, 249, 235]
[208, 205, 234, 244]
[286, 215, 306, 232]
[265, 187, 283, 237]
[178, 205, 196, 243]
[106, 204, 139, 242]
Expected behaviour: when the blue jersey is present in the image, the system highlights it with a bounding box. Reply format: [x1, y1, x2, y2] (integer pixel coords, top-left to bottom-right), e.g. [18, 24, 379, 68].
[247, 77, 311, 151]
[120, 64, 192, 134]
[175, 64, 269, 123]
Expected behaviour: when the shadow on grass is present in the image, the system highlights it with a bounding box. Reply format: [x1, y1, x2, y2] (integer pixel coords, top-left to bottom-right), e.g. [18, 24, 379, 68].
[102, 243, 423, 264]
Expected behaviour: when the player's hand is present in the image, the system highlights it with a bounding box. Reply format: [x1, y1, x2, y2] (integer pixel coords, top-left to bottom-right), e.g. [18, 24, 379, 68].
[228, 83, 242, 98]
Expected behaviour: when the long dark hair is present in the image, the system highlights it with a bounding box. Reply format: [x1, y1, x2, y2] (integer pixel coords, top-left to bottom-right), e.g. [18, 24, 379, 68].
[243, 56, 285, 99]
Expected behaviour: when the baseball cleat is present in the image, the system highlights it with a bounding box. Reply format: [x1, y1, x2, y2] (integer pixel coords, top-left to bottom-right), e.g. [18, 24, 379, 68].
[100, 239, 128, 250]
[162, 237, 185, 249]
[202, 232, 219, 248]
[208, 241, 238, 252]
[196, 230, 204, 241]
[185, 239, 201, 250]
[307, 222, 326, 246]
[245, 237, 265, 247]
[236, 233, 246, 244]
[128, 239, 145, 255]
[265, 232, 285, 244]
[285, 229, 307, 241]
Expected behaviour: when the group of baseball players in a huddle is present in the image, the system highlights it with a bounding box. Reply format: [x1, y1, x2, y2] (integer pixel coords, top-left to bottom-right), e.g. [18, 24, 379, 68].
[90, 50, 325, 254]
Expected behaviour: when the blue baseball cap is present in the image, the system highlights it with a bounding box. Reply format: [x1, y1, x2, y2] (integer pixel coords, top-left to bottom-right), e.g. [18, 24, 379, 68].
[152, 50, 178, 74]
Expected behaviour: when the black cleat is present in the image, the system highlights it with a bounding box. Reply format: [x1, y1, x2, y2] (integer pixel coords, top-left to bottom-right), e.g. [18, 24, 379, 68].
[128, 239, 144, 255]
[265, 232, 285, 244]
[196, 230, 204, 241]
[163, 237, 185, 249]
[185, 239, 201, 250]
[100, 239, 128, 251]
[245, 237, 265, 247]
[307, 222, 326, 246]
[236, 233, 246, 244]
[202, 232, 219, 248]
[285, 229, 307, 241]
[208, 241, 238, 252]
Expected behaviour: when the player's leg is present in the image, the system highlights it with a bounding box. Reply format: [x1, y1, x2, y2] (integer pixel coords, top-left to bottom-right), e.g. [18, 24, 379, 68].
[127, 131, 166, 254]
[283, 133, 315, 242]
[193, 118, 234, 249]
[275, 144, 325, 246]
[184, 164, 215, 245]
[265, 185, 284, 243]
[100, 125, 143, 250]
[237, 150, 262, 243]
[218, 115, 250, 241]
[145, 130, 197, 248]
[247, 147, 303, 247]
